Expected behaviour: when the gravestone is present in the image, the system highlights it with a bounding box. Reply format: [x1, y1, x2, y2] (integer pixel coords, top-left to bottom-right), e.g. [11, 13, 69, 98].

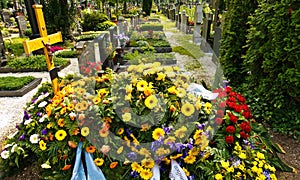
[118, 16, 125, 35]
[0, 31, 6, 66]
[180, 10, 186, 33]
[212, 26, 222, 63]
[123, 21, 128, 34]
[193, 4, 203, 44]
[109, 26, 118, 48]
[200, 13, 213, 53]
[1, 10, 11, 27]
[16, 15, 27, 37]
[177, 12, 181, 30]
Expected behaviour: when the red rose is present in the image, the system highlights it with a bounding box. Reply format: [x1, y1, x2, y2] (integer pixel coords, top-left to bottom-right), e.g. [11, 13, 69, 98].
[217, 110, 224, 117]
[237, 94, 246, 103]
[215, 118, 223, 125]
[242, 111, 252, 119]
[218, 102, 226, 108]
[240, 131, 250, 139]
[85, 68, 91, 74]
[227, 97, 236, 103]
[225, 86, 232, 93]
[229, 114, 238, 123]
[218, 91, 227, 98]
[240, 122, 251, 133]
[226, 126, 236, 134]
[234, 105, 242, 113]
[225, 136, 235, 144]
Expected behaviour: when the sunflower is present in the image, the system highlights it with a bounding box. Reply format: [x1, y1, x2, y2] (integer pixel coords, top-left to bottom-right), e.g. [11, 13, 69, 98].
[93, 97, 101, 104]
[140, 168, 153, 180]
[144, 95, 158, 109]
[181, 102, 195, 116]
[143, 87, 153, 97]
[183, 155, 196, 164]
[137, 80, 148, 91]
[117, 128, 124, 135]
[67, 104, 74, 111]
[55, 130, 67, 141]
[131, 162, 143, 173]
[110, 162, 118, 169]
[94, 158, 104, 166]
[152, 128, 165, 140]
[176, 88, 186, 98]
[155, 148, 170, 156]
[164, 136, 176, 144]
[141, 158, 155, 169]
[86, 146, 96, 153]
[81, 127, 90, 137]
[39, 140, 47, 151]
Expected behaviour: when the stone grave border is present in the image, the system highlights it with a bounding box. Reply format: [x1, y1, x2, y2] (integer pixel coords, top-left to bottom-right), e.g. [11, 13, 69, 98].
[0, 78, 42, 97]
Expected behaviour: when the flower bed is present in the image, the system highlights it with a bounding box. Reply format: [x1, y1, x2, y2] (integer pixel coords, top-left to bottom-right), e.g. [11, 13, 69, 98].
[0, 63, 294, 179]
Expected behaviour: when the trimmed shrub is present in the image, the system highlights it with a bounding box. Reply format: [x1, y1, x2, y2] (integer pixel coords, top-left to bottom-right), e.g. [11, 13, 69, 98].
[140, 24, 164, 31]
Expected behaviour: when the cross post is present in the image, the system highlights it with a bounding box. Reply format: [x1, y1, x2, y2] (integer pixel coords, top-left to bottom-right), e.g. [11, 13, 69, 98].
[23, 5, 63, 94]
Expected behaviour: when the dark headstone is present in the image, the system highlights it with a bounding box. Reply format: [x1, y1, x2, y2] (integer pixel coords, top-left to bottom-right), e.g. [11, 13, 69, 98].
[109, 26, 118, 48]
[1, 10, 11, 27]
[0, 31, 5, 65]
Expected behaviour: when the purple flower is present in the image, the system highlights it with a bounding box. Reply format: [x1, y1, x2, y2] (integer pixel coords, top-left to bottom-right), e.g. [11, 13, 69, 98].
[163, 126, 173, 134]
[151, 140, 162, 152]
[175, 143, 185, 152]
[18, 133, 25, 141]
[232, 159, 241, 167]
[36, 112, 43, 117]
[42, 129, 48, 135]
[23, 111, 30, 120]
[32, 97, 38, 104]
[196, 123, 205, 130]
[127, 152, 137, 161]
[188, 175, 195, 180]
[130, 171, 139, 178]
[16, 123, 20, 130]
[263, 170, 270, 180]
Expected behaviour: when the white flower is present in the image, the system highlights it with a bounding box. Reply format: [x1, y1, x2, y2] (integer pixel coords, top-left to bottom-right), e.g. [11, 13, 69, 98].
[27, 104, 35, 110]
[1, 150, 9, 159]
[29, 134, 39, 144]
[24, 118, 33, 125]
[38, 101, 48, 108]
[39, 115, 48, 123]
[41, 163, 51, 169]
[4, 143, 14, 149]
[11, 144, 18, 153]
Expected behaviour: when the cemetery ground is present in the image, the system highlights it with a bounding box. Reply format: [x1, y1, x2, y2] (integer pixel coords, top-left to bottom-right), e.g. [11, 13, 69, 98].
[0, 17, 299, 180]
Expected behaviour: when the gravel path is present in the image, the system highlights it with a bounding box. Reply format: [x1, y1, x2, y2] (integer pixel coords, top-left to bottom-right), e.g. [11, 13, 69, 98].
[0, 58, 79, 140]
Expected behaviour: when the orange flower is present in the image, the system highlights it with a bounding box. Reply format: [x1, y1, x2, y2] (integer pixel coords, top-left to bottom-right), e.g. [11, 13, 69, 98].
[110, 162, 118, 169]
[86, 146, 96, 153]
[61, 164, 72, 171]
[68, 141, 77, 148]
[67, 104, 74, 111]
[46, 105, 52, 117]
[93, 97, 101, 104]
[48, 133, 54, 141]
[170, 105, 176, 112]
[72, 128, 80, 135]
[102, 122, 110, 131]
[99, 128, 109, 137]
[57, 118, 65, 127]
[78, 114, 85, 121]
[104, 117, 112, 123]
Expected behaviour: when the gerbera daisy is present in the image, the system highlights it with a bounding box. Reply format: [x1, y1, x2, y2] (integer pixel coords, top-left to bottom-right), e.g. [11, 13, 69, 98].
[137, 80, 148, 91]
[81, 127, 90, 136]
[55, 130, 67, 141]
[86, 146, 96, 153]
[181, 102, 195, 116]
[144, 95, 158, 109]
[152, 128, 165, 140]
[94, 158, 104, 166]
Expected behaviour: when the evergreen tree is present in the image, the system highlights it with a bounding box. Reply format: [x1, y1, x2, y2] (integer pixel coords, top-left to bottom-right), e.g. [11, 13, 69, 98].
[219, 0, 258, 88]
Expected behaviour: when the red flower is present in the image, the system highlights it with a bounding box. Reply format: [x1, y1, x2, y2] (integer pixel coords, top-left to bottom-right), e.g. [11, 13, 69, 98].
[240, 131, 250, 139]
[85, 68, 91, 74]
[228, 113, 238, 123]
[242, 111, 252, 119]
[225, 86, 232, 93]
[240, 122, 251, 133]
[237, 94, 246, 103]
[217, 109, 224, 117]
[215, 117, 223, 125]
[218, 102, 226, 108]
[234, 105, 242, 113]
[226, 126, 236, 134]
[225, 135, 234, 144]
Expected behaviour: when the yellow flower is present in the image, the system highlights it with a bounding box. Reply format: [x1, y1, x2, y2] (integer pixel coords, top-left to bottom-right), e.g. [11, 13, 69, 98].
[251, 165, 258, 173]
[193, 129, 203, 140]
[238, 164, 245, 171]
[256, 152, 265, 159]
[170, 154, 182, 160]
[167, 86, 178, 94]
[55, 130, 67, 141]
[152, 128, 165, 140]
[93, 97, 101, 104]
[156, 72, 166, 81]
[117, 146, 123, 154]
[215, 173, 223, 180]
[122, 112, 132, 122]
[176, 88, 186, 98]
[221, 161, 230, 169]
[182, 167, 190, 177]
[181, 102, 195, 116]
[155, 148, 170, 156]
[140, 123, 150, 131]
[39, 140, 47, 151]
[140, 168, 153, 180]
[125, 84, 133, 94]
[137, 80, 148, 91]
[174, 126, 187, 139]
[81, 127, 90, 137]
[94, 158, 104, 166]
[117, 128, 124, 135]
[164, 136, 176, 144]
[183, 155, 196, 164]
[227, 166, 234, 173]
[141, 158, 155, 169]
[204, 102, 212, 114]
[239, 152, 247, 159]
[131, 162, 143, 173]
[270, 174, 277, 180]
[125, 94, 132, 101]
[145, 95, 158, 109]
[144, 87, 154, 97]
[139, 148, 151, 157]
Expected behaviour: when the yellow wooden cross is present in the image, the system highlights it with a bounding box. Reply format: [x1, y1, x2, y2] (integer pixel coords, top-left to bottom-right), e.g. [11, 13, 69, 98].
[23, 4, 63, 94]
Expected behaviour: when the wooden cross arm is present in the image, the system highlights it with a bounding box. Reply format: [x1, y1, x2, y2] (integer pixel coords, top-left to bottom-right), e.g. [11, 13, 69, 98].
[23, 32, 63, 55]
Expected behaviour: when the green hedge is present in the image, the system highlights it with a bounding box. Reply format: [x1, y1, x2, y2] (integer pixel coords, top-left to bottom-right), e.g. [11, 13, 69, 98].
[0, 76, 35, 91]
[6, 55, 69, 70]
[55, 50, 77, 58]
[140, 24, 164, 31]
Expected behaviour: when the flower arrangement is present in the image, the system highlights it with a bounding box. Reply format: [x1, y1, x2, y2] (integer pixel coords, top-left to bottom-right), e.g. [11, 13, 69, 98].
[79, 61, 102, 76]
[0, 63, 295, 179]
[50, 45, 64, 53]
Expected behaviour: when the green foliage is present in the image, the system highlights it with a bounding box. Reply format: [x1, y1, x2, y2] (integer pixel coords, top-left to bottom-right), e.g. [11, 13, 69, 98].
[219, 0, 258, 88]
[241, 0, 300, 137]
[55, 50, 77, 58]
[124, 51, 174, 64]
[6, 55, 69, 70]
[4, 37, 29, 57]
[140, 24, 164, 31]
[0, 76, 35, 91]
[172, 46, 196, 59]
[40, 0, 76, 40]
[81, 10, 114, 31]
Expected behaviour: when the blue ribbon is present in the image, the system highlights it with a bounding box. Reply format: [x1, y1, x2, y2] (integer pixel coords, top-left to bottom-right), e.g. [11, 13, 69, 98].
[70, 141, 106, 180]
